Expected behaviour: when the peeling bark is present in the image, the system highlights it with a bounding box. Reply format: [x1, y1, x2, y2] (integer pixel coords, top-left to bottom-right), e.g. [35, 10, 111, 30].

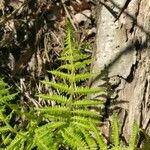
[92, 0, 150, 139]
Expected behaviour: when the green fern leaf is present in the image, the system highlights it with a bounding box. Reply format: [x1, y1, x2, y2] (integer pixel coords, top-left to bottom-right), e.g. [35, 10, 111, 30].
[36, 122, 66, 133]
[58, 59, 91, 71]
[111, 113, 120, 147]
[36, 21, 106, 149]
[50, 71, 94, 82]
[60, 53, 90, 62]
[0, 80, 7, 87]
[62, 127, 88, 150]
[0, 93, 17, 104]
[2, 133, 12, 145]
[6, 134, 25, 150]
[37, 106, 71, 118]
[49, 70, 73, 82]
[129, 121, 139, 148]
[41, 81, 70, 93]
[82, 129, 97, 150]
[0, 126, 10, 133]
[73, 109, 100, 119]
[74, 73, 95, 82]
[37, 94, 68, 104]
[0, 88, 10, 96]
[72, 116, 99, 125]
[71, 121, 92, 131]
[74, 86, 104, 95]
[34, 122, 66, 150]
[90, 122, 107, 150]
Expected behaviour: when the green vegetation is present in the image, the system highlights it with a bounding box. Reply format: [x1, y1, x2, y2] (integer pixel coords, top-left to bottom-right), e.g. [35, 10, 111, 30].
[0, 22, 149, 150]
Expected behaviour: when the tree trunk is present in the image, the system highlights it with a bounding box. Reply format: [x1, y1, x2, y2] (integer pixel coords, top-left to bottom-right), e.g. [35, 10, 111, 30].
[92, 0, 150, 140]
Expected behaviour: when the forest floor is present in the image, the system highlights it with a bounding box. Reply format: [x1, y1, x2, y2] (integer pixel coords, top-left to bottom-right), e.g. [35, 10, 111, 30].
[0, 0, 97, 104]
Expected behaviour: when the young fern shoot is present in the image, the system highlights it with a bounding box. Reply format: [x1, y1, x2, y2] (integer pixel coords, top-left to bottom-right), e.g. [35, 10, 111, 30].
[37, 22, 105, 149]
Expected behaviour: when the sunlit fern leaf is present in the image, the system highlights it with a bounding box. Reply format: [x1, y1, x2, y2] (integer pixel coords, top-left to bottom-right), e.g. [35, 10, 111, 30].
[111, 113, 120, 147]
[37, 20, 105, 149]
[0, 87, 10, 96]
[90, 122, 107, 150]
[57, 60, 91, 71]
[82, 129, 97, 150]
[35, 122, 66, 133]
[74, 73, 95, 82]
[74, 86, 105, 95]
[33, 122, 65, 150]
[0, 126, 10, 133]
[41, 81, 70, 93]
[62, 127, 88, 150]
[70, 121, 93, 131]
[0, 93, 17, 105]
[0, 79, 17, 105]
[37, 106, 71, 118]
[72, 109, 100, 119]
[110, 147, 124, 150]
[37, 94, 68, 104]
[50, 70, 94, 82]
[6, 134, 26, 150]
[59, 54, 90, 62]
[43, 114, 70, 122]
[49, 70, 74, 82]
[129, 121, 139, 149]
[71, 116, 99, 125]
[2, 133, 12, 146]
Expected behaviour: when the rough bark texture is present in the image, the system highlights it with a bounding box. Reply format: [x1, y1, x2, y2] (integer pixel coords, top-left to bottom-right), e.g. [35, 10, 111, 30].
[92, 0, 150, 140]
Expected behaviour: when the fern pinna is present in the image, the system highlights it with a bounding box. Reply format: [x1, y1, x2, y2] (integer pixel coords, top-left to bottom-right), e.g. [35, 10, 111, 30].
[37, 22, 105, 149]
[0, 78, 18, 148]
[108, 114, 139, 150]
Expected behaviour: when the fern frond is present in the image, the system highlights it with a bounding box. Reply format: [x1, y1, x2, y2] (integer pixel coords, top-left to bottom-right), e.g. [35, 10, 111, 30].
[37, 106, 71, 118]
[129, 121, 139, 148]
[0, 93, 18, 104]
[62, 127, 88, 150]
[36, 21, 106, 149]
[73, 109, 100, 119]
[0, 80, 8, 89]
[72, 116, 99, 125]
[6, 134, 25, 150]
[2, 133, 12, 145]
[82, 129, 97, 150]
[90, 122, 107, 150]
[59, 53, 90, 62]
[36, 122, 66, 133]
[74, 86, 105, 95]
[74, 73, 95, 82]
[71, 120, 93, 131]
[0, 126, 10, 133]
[111, 113, 120, 147]
[0, 79, 17, 105]
[35, 133, 55, 150]
[58, 59, 91, 71]
[50, 71, 94, 82]
[37, 94, 68, 104]
[41, 81, 70, 93]
[0, 87, 10, 96]
[49, 70, 73, 82]
[35, 125, 59, 150]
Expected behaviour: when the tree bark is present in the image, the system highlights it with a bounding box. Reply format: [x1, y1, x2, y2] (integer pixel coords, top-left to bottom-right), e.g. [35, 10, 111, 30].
[92, 0, 150, 140]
